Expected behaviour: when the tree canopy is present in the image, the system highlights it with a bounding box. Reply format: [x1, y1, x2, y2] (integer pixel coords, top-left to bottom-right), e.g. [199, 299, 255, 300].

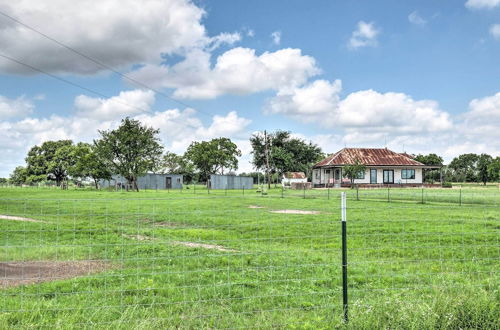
[94, 118, 163, 191]
[250, 130, 323, 187]
[25, 140, 74, 185]
[185, 138, 241, 182]
[160, 152, 196, 183]
[70, 142, 113, 188]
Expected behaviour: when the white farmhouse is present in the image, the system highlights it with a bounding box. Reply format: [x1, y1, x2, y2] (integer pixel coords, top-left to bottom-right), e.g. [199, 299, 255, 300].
[312, 148, 441, 187]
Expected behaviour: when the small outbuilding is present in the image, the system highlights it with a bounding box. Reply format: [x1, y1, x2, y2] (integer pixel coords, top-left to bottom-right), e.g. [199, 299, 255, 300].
[99, 173, 183, 190]
[281, 172, 308, 187]
[209, 174, 253, 190]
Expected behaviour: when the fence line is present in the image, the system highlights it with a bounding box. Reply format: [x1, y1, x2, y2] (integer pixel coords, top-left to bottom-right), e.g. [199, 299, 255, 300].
[0, 189, 498, 327]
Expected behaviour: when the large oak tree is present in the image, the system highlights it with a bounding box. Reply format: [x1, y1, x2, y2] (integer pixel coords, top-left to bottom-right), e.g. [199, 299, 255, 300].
[94, 118, 163, 191]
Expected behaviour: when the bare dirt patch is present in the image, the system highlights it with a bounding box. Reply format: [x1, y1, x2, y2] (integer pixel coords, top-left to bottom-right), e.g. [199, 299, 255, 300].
[270, 210, 321, 215]
[171, 241, 237, 252]
[123, 234, 156, 241]
[248, 205, 265, 209]
[0, 215, 45, 223]
[0, 260, 111, 289]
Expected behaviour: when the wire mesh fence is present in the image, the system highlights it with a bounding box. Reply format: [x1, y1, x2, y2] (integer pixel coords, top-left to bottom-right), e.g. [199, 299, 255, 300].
[0, 189, 498, 328]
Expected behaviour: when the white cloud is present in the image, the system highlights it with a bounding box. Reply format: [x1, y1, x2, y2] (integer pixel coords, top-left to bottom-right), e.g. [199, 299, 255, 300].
[265, 79, 342, 121]
[490, 24, 500, 39]
[465, 0, 500, 9]
[460, 92, 500, 145]
[0, 0, 207, 74]
[271, 31, 281, 45]
[128, 47, 320, 99]
[337, 90, 453, 133]
[206, 32, 242, 51]
[408, 11, 427, 26]
[74, 90, 156, 120]
[266, 81, 453, 134]
[0, 95, 34, 119]
[348, 21, 380, 49]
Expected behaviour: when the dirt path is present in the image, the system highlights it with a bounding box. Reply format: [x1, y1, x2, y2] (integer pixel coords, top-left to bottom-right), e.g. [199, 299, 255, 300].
[171, 241, 237, 252]
[0, 261, 111, 288]
[0, 215, 45, 223]
[270, 209, 321, 215]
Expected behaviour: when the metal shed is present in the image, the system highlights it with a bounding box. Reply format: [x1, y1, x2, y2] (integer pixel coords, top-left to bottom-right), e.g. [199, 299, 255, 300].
[209, 174, 253, 190]
[99, 173, 183, 190]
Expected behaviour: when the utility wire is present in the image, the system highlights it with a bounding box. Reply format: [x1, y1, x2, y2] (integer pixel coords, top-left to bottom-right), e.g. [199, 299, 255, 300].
[0, 52, 198, 130]
[0, 9, 214, 118]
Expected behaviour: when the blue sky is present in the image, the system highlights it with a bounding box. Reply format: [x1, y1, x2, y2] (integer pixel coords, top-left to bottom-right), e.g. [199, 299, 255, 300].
[0, 0, 499, 177]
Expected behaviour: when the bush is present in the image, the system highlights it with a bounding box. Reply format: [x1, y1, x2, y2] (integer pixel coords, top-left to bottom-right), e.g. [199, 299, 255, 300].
[442, 182, 453, 188]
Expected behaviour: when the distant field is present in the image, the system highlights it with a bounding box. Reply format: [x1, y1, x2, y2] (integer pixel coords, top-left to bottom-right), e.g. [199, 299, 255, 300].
[0, 187, 498, 328]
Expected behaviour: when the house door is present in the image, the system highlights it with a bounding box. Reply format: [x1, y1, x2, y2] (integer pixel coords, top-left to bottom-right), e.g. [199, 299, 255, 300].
[166, 177, 172, 189]
[334, 169, 341, 181]
[383, 170, 394, 184]
[370, 169, 377, 184]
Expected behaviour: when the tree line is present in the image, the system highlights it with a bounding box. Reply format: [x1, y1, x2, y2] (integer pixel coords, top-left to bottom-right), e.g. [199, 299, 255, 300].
[4, 118, 499, 188]
[5, 118, 325, 190]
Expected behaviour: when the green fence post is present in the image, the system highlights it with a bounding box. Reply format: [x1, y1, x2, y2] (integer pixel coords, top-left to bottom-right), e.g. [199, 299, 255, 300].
[459, 186, 462, 206]
[341, 192, 348, 323]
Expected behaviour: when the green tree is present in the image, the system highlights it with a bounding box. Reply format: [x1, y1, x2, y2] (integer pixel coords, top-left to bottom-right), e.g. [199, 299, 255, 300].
[70, 142, 112, 189]
[449, 153, 480, 182]
[487, 157, 500, 182]
[477, 153, 493, 185]
[342, 160, 366, 186]
[160, 152, 196, 183]
[25, 140, 74, 185]
[9, 166, 28, 184]
[250, 130, 323, 187]
[185, 138, 241, 183]
[94, 118, 163, 192]
[414, 153, 444, 182]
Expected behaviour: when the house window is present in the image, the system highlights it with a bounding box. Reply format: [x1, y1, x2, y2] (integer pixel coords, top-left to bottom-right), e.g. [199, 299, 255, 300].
[315, 170, 320, 179]
[402, 169, 415, 179]
[355, 170, 365, 179]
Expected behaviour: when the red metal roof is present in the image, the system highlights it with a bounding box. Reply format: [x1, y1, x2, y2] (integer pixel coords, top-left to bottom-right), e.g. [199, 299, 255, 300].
[283, 172, 307, 179]
[314, 148, 425, 167]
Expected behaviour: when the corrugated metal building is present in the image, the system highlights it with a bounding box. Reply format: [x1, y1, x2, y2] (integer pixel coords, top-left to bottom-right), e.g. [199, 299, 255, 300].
[99, 174, 183, 190]
[209, 174, 254, 190]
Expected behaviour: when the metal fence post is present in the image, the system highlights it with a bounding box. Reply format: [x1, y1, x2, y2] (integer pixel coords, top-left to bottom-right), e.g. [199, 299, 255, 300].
[303, 184, 306, 199]
[421, 186, 424, 204]
[459, 186, 462, 206]
[341, 192, 348, 323]
[281, 186, 284, 198]
[356, 185, 359, 201]
[387, 186, 390, 203]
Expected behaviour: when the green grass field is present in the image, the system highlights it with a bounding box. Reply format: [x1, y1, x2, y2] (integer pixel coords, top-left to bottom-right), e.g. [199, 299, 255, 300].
[0, 186, 498, 329]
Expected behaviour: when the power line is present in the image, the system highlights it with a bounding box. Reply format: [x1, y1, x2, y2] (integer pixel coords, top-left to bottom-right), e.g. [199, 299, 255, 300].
[0, 52, 198, 130]
[0, 9, 214, 118]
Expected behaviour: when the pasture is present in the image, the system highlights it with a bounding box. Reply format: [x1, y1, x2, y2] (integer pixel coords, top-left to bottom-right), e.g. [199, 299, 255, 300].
[0, 186, 498, 329]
